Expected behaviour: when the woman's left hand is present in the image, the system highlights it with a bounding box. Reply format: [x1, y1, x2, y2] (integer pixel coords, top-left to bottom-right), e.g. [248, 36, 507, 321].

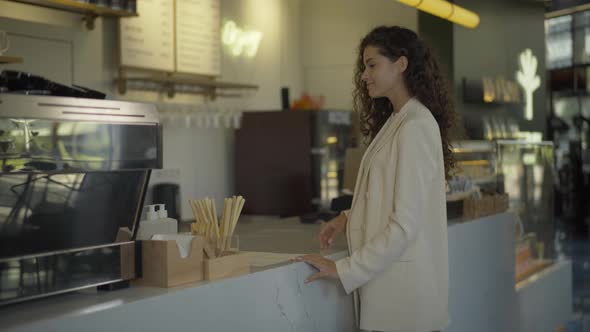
[293, 254, 338, 283]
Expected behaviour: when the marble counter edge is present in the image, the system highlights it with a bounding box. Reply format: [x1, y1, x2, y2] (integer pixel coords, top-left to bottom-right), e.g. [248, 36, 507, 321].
[515, 259, 572, 291]
[0, 250, 349, 331]
[0, 212, 515, 330]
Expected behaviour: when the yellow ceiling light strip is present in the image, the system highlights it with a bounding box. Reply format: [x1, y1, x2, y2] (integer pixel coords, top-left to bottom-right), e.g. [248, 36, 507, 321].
[397, 0, 480, 29]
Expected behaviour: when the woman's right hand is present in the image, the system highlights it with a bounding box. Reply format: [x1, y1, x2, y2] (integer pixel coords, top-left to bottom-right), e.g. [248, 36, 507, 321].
[318, 213, 347, 249]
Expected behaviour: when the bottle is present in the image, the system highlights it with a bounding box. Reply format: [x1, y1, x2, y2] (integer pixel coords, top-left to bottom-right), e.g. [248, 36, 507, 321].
[136, 204, 178, 240]
[155, 204, 178, 234]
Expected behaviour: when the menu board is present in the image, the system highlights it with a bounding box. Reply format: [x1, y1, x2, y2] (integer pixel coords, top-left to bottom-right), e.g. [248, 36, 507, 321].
[119, 0, 175, 71]
[175, 0, 221, 76]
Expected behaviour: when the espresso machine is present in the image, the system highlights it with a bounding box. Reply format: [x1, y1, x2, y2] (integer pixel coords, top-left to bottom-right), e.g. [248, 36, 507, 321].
[0, 94, 161, 305]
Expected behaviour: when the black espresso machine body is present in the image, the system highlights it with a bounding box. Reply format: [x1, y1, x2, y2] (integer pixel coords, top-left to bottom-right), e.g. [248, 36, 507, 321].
[0, 94, 162, 305]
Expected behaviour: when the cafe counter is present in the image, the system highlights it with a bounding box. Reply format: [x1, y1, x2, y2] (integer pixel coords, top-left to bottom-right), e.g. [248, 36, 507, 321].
[0, 213, 571, 332]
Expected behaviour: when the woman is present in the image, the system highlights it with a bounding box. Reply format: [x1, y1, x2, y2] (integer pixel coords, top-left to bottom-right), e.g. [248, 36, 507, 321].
[294, 26, 456, 332]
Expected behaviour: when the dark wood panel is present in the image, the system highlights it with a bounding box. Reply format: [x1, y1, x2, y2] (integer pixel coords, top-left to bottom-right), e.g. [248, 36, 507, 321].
[235, 112, 313, 216]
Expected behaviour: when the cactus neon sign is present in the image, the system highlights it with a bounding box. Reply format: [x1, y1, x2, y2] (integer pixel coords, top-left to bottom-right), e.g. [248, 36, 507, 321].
[515, 49, 541, 121]
[222, 21, 262, 58]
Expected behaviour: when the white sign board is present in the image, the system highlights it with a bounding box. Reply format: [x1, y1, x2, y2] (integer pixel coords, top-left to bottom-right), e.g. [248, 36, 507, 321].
[175, 0, 221, 76]
[119, 0, 175, 71]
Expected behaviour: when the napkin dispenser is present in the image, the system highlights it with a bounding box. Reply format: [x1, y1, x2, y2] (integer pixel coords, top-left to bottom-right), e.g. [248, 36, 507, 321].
[137, 234, 205, 288]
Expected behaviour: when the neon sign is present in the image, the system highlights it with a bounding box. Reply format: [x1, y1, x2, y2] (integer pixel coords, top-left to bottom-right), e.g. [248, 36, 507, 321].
[222, 21, 262, 58]
[516, 49, 540, 121]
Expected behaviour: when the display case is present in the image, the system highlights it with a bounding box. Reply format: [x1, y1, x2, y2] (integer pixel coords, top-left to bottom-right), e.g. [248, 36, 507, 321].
[496, 140, 556, 282]
[451, 140, 498, 191]
[451, 140, 556, 282]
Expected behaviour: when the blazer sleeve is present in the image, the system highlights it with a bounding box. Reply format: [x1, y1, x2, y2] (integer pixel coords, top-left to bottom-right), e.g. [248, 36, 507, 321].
[342, 209, 351, 220]
[335, 122, 438, 294]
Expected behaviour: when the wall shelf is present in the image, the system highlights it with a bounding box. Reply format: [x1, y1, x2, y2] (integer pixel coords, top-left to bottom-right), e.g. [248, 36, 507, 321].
[0, 56, 23, 64]
[115, 71, 259, 99]
[10, 0, 137, 29]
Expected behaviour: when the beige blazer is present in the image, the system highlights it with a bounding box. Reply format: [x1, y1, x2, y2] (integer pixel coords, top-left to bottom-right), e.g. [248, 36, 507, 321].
[335, 98, 449, 332]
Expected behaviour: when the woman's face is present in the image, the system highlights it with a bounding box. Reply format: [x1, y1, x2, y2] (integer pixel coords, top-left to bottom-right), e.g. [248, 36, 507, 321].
[361, 45, 406, 98]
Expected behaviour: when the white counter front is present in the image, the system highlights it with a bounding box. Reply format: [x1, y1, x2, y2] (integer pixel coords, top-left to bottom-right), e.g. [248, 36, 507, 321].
[0, 213, 572, 332]
[0, 216, 355, 332]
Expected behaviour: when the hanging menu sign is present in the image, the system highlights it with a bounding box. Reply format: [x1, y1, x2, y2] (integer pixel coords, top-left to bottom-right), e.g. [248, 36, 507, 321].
[120, 0, 175, 71]
[175, 0, 221, 76]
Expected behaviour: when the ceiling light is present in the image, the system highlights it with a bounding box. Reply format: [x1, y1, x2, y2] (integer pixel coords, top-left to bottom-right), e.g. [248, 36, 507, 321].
[397, 0, 480, 29]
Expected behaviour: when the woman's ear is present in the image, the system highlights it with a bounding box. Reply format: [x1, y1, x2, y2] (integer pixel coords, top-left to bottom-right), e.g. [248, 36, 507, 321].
[397, 56, 409, 73]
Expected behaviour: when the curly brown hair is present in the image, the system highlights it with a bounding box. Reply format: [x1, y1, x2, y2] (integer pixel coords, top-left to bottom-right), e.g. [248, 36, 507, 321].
[353, 26, 457, 180]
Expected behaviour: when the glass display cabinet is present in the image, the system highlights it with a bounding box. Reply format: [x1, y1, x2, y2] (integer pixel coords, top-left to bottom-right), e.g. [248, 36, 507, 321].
[452, 140, 556, 282]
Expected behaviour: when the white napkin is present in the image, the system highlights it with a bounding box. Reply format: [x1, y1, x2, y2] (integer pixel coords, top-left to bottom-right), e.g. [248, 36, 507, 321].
[151, 234, 194, 258]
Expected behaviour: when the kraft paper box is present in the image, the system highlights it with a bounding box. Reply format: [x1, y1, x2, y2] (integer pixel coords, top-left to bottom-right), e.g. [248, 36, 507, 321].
[138, 235, 204, 288]
[494, 193, 509, 213]
[463, 194, 495, 219]
[463, 193, 509, 220]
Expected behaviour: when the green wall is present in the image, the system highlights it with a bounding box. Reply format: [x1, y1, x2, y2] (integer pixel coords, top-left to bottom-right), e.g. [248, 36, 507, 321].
[420, 0, 547, 138]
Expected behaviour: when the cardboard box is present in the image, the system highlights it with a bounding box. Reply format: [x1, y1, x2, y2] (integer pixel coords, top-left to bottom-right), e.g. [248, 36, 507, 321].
[463, 193, 510, 220]
[120, 242, 136, 280]
[463, 194, 494, 219]
[138, 235, 205, 287]
[204, 251, 250, 281]
[494, 193, 509, 213]
[115, 227, 136, 280]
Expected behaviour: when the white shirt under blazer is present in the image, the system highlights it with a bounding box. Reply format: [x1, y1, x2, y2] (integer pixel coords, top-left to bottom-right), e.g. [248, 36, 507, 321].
[335, 97, 449, 332]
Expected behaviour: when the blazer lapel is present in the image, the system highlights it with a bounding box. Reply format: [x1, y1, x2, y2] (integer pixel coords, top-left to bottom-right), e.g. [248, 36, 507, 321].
[350, 103, 413, 209]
